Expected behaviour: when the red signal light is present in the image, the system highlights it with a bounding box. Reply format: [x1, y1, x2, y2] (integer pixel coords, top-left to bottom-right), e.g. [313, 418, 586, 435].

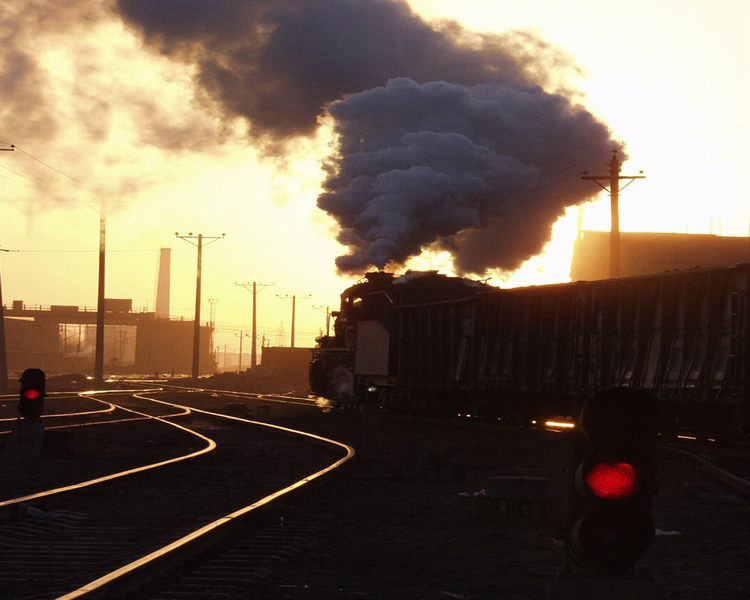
[24, 389, 40, 400]
[586, 462, 639, 499]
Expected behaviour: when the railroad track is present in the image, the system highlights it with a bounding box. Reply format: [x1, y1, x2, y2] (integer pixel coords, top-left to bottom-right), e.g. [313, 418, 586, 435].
[661, 438, 750, 497]
[0, 390, 354, 598]
[123, 380, 327, 410]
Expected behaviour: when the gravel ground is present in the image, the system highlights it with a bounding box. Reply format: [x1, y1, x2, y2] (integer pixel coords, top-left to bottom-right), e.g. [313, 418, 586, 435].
[179, 398, 749, 600]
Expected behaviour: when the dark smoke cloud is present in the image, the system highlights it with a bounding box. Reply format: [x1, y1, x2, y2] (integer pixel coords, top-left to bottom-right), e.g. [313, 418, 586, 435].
[116, 0, 568, 143]
[116, 0, 620, 274]
[320, 78, 619, 274]
[0, 0, 229, 212]
[0, 1, 110, 142]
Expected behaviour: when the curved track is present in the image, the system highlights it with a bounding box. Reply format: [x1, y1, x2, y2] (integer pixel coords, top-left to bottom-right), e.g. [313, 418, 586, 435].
[0, 389, 354, 598]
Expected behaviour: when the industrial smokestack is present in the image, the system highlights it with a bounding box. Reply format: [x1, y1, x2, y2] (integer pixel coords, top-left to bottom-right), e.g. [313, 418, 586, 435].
[155, 248, 171, 318]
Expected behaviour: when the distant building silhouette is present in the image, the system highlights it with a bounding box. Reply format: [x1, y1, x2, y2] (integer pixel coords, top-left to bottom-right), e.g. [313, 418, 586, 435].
[571, 231, 750, 281]
[3, 300, 215, 376]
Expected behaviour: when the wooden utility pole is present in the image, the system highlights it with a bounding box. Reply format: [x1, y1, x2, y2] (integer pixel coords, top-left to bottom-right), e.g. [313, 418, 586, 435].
[313, 304, 332, 337]
[0, 247, 12, 393]
[276, 294, 311, 348]
[235, 331, 250, 372]
[582, 150, 645, 278]
[0, 145, 15, 392]
[176, 232, 225, 378]
[235, 281, 274, 369]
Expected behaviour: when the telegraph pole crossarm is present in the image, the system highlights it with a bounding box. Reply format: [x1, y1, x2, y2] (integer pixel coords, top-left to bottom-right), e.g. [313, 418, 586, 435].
[176, 232, 225, 378]
[276, 293, 312, 348]
[581, 150, 645, 278]
[236, 281, 274, 370]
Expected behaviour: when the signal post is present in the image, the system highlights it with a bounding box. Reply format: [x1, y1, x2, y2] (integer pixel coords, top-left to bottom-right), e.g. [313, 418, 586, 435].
[4, 369, 46, 468]
[547, 389, 663, 599]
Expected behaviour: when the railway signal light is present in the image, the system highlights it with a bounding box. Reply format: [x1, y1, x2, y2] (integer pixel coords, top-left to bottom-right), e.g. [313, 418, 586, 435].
[18, 368, 46, 421]
[566, 389, 657, 573]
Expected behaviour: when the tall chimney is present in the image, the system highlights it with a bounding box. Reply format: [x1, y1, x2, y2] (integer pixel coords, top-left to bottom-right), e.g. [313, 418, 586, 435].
[155, 248, 171, 318]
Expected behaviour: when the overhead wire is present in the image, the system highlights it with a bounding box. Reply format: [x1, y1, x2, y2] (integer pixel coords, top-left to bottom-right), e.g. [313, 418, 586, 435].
[0, 163, 33, 182]
[8, 144, 79, 182]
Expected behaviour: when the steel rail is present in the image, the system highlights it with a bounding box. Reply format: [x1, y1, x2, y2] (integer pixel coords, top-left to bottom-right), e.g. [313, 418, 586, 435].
[661, 443, 750, 497]
[0, 402, 117, 423]
[0, 407, 189, 436]
[59, 390, 355, 599]
[0, 394, 216, 508]
[0, 392, 97, 399]
[126, 380, 323, 408]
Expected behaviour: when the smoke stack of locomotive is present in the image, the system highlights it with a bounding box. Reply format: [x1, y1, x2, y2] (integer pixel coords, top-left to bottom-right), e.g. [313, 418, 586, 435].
[117, 0, 620, 276]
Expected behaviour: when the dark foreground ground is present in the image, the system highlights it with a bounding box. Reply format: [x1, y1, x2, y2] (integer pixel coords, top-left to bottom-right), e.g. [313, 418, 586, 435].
[170, 394, 750, 600]
[2, 386, 747, 599]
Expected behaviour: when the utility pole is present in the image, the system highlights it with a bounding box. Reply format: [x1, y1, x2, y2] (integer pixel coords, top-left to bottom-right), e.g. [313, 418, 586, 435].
[0, 246, 14, 393]
[175, 232, 225, 378]
[0, 145, 15, 392]
[208, 298, 218, 326]
[313, 304, 332, 337]
[235, 281, 274, 369]
[582, 150, 645, 278]
[276, 294, 312, 348]
[94, 216, 106, 384]
[235, 331, 250, 372]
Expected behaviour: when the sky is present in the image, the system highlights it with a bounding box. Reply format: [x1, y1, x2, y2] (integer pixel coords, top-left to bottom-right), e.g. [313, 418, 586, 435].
[0, 0, 748, 363]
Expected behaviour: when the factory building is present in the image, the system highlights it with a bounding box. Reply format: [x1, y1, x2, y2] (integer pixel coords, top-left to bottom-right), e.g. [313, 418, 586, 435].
[2, 300, 216, 376]
[571, 231, 750, 281]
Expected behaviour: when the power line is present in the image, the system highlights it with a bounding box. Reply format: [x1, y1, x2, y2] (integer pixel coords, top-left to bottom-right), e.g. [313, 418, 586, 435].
[502, 150, 619, 203]
[9, 144, 78, 182]
[0, 163, 33, 181]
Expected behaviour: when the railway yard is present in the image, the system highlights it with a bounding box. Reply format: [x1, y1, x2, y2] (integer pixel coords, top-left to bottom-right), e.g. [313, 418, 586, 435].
[0, 385, 748, 599]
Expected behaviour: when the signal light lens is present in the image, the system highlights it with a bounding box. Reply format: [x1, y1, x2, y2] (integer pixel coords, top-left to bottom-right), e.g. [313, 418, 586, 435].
[586, 462, 639, 499]
[24, 389, 40, 400]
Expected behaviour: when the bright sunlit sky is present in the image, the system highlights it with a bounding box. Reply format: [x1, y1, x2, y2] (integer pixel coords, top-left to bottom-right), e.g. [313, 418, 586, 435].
[1, 0, 748, 357]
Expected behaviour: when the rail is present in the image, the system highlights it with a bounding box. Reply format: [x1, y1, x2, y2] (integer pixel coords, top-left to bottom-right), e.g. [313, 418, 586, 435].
[60, 390, 355, 598]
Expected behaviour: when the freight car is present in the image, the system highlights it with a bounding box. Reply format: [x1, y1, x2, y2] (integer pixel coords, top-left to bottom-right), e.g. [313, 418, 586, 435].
[310, 265, 750, 437]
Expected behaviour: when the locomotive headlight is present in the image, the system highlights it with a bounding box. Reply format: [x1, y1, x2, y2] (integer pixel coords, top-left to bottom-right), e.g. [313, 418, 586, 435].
[367, 386, 377, 393]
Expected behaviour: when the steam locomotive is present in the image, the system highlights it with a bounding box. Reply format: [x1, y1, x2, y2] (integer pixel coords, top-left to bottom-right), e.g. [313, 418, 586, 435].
[310, 265, 750, 437]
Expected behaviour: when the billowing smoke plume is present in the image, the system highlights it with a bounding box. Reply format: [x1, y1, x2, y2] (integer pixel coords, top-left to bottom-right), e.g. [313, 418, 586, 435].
[116, 0, 564, 142]
[321, 78, 617, 274]
[116, 0, 621, 275]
